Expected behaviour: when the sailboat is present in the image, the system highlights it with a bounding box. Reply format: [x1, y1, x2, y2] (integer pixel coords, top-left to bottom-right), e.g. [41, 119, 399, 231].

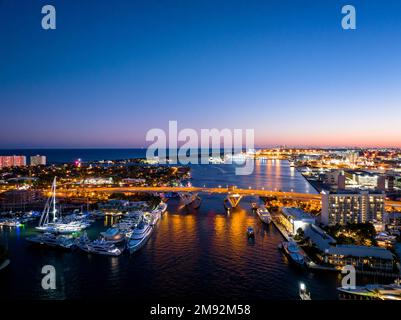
[36, 177, 89, 234]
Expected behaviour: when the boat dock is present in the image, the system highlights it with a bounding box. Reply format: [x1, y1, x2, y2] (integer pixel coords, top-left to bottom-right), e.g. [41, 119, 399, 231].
[271, 215, 291, 241]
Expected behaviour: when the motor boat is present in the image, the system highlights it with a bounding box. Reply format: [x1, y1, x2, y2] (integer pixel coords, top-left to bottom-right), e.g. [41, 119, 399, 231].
[0, 218, 23, 227]
[154, 202, 167, 214]
[247, 226, 255, 238]
[76, 235, 122, 256]
[26, 232, 76, 250]
[100, 227, 126, 243]
[256, 207, 272, 224]
[281, 239, 305, 266]
[338, 279, 401, 300]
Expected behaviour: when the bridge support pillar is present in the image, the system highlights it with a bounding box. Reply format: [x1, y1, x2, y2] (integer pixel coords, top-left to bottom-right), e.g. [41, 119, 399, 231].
[226, 193, 243, 208]
[179, 192, 199, 206]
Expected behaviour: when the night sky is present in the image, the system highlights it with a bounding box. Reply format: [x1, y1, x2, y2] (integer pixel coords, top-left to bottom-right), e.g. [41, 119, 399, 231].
[1, 0, 401, 148]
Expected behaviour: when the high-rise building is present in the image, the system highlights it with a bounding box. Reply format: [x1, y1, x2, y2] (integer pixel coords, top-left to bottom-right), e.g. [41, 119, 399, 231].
[0, 155, 26, 168]
[321, 190, 385, 226]
[30, 155, 46, 166]
[337, 173, 346, 190]
[387, 175, 395, 192]
[377, 175, 386, 191]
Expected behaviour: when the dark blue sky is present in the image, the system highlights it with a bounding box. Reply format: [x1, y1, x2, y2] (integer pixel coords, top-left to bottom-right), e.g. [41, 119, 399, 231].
[1, 0, 401, 148]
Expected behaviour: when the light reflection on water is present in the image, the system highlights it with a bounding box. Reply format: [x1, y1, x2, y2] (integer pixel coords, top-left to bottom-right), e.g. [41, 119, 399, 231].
[0, 160, 343, 300]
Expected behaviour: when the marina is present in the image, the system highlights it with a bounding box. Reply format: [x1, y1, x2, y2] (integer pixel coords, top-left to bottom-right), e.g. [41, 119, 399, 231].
[0, 154, 398, 300]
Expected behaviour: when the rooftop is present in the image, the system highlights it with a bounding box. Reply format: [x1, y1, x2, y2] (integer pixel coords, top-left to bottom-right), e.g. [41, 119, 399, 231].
[326, 245, 394, 260]
[321, 189, 385, 196]
[281, 207, 315, 221]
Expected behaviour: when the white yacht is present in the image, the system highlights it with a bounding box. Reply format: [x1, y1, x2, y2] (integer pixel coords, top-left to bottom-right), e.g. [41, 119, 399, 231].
[256, 207, 272, 224]
[126, 211, 143, 224]
[0, 218, 23, 227]
[149, 203, 166, 226]
[100, 227, 126, 243]
[77, 236, 122, 256]
[154, 202, 167, 214]
[27, 233, 75, 250]
[36, 177, 89, 234]
[281, 239, 305, 266]
[127, 221, 153, 253]
[338, 279, 401, 300]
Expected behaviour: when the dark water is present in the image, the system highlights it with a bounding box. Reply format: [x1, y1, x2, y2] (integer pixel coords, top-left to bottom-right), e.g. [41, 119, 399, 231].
[0, 150, 342, 300]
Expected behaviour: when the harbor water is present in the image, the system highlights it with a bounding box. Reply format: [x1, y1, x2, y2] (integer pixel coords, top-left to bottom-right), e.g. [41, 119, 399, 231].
[0, 150, 341, 300]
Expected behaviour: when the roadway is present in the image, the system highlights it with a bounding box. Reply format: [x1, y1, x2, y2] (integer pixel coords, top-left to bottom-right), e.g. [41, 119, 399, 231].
[55, 186, 401, 207]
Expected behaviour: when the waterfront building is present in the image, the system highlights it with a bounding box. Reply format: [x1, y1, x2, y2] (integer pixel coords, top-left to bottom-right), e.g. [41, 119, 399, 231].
[324, 245, 395, 272]
[386, 175, 395, 192]
[321, 190, 385, 226]
[324, 170, 343, 185]
[30, 155, 46, 166]
[0, 155, 26, 168]
[0, 189, 43, 210]
[279, 207, 316, 234]
[81, 177, 113, 185]
[303, 223, 336, 251]
[338, 174, 346, 190]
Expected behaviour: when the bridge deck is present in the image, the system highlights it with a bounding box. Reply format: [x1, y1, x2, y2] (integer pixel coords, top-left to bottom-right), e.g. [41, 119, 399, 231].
[54, 186, 401, 207]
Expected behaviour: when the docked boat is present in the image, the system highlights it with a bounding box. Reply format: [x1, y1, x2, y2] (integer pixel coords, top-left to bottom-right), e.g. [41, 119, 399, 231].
[338, 279, 401, 300]
[247, 226, 255, 238]
[113, 220, 136, 231]
[155, 201, 167, 214]
[100, 227, 126, 243]
[256, 207, 272, 224]
[281, 239, 305, 266]
[26, 232, 76, 250]
[36, 177, 90, 234]
[299, 282, 311, 300]
[126, 211, 143, 223]
[127, 221, 153, 253]
[0, 218, 23, 227]
[76, 235, 122, 256]
[149, 211, 160, 226]
[164, 192, 179, 199]
[22, 211, 41, 221]
[36, 221, 89, 234]
[149, 202, 166, 226]
[90, 210, 105, 218]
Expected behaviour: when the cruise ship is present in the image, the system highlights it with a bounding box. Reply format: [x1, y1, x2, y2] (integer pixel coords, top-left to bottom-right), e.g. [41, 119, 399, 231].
[127, 221, 153, 253]
[256, 207, 272, 224]
[338, 279, 401, 300]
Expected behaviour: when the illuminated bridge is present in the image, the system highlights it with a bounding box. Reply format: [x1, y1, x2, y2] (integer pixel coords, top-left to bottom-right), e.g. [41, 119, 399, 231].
[57, 186, 321, 208]
[55, 186, 401, 209]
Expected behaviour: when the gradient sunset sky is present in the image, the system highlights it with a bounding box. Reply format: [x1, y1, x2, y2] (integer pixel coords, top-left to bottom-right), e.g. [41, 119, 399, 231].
[1, 0, 401, 148]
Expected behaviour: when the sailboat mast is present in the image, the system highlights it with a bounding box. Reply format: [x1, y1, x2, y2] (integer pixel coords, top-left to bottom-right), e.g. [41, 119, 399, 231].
[53, 177, 57, 222]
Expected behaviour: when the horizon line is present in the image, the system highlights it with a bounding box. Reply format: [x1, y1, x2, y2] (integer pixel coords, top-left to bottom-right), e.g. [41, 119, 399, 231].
[0, 146, 401, 150]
